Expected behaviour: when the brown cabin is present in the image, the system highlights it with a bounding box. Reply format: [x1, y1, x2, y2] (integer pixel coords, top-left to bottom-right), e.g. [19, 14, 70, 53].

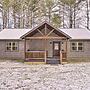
[0, 21, 90, 64]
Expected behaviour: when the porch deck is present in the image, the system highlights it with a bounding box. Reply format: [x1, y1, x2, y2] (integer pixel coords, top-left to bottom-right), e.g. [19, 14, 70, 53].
[25, 51, 67, 64]
[25, 50, 47, 62]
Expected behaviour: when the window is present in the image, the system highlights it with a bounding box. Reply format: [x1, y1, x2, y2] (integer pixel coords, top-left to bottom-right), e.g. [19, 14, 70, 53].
[6, 42, 18, 51]
[71, 43, 77, 51]
[71, 42, 83, 51]
[54, 43, 59, 50]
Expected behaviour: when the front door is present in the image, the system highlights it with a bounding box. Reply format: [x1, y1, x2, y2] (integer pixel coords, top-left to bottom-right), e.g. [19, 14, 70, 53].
[53, 42, 61, 57]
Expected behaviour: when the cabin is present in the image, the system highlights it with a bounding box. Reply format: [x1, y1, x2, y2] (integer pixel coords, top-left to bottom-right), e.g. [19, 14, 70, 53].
[0, 21, 90, 64]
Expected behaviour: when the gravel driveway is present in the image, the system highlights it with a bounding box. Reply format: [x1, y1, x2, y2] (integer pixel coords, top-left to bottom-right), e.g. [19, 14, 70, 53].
[0, 61, 90, 90]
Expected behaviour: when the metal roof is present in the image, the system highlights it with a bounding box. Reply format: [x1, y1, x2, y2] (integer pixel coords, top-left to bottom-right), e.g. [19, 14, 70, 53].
[60, 28, 90, 40]
[0, 29, 30, 40]
[0, 27, 90, 40]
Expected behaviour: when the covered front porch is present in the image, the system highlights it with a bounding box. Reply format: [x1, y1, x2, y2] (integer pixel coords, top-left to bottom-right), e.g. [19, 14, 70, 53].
[21, 22, 70, 64]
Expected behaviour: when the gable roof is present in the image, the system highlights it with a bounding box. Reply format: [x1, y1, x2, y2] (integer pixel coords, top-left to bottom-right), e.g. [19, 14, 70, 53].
[20, 21, 70, 39]
[60, 28, 90, 40]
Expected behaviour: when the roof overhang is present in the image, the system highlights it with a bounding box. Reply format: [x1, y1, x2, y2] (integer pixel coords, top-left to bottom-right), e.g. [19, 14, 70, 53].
[70, 39, 90, 41]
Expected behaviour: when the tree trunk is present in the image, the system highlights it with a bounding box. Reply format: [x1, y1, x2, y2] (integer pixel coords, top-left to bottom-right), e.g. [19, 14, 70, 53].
[86, 0, 89, 29]
[48, 8, 51, 23]
[69, 6, 73, 28]
[22, 6, 25, 28]
[2, 10, 7, 29]
[62, 4, 65, 28]
[13, 10, 17, 28]
[7, 9, 9, 28]
[30, 11, 33, 28]
[18, 15, 20, 28]
[26, 7, 30, 28]
[74, 5, 76, 28]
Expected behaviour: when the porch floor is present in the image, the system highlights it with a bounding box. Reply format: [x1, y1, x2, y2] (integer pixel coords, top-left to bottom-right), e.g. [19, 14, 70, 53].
[25, 57, 60, 64]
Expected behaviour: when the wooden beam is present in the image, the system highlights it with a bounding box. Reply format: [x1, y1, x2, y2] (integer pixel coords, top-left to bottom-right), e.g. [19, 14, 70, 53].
[46, 29, 54, 36]
[60, 51, 62, 64]
[24, 38, 26, 61]
[66, 39, 68, 62]
[26, 37, 66, 39]
[45, 24, 47, 35]
[45, 46, 47, 63]
[37, 29, 44, 36]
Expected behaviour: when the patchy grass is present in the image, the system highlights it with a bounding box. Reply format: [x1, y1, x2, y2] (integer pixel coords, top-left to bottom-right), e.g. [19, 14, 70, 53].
[68, 61, 90, 64]
[15, 59, 24, 63]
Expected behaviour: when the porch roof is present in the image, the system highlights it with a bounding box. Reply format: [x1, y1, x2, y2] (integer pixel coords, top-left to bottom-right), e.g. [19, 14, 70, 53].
[20, 21, 71, 39]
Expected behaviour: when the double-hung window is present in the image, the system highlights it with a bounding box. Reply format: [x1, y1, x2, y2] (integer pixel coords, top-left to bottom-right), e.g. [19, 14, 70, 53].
[71, 42, 83, 51]
[6, 42, 18, 51]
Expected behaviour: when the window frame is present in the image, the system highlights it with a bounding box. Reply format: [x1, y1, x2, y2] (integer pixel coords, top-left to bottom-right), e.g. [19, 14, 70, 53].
[71, 42, 84, 52]
[6, 41, 19, 52]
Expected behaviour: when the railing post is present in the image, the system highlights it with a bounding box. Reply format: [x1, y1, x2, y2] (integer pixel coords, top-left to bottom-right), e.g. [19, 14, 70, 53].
[66, 39, 68, 62]
[24, 38, 26, 61]
[60, 51, 62, 64]
[45, 51, 47, 63]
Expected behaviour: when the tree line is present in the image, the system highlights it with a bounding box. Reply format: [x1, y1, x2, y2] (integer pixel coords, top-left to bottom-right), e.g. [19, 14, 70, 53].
[0, 0, 90, 29]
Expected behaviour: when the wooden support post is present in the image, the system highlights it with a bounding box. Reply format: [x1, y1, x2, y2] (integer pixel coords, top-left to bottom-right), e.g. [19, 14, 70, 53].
[45, 50, 47, 63]
[44, 39, 47, 63]
[66, 39, 68, 62]
[45, 24, 47, 35]
[60, 51, 62, 64]
[24, 38, 26, 61]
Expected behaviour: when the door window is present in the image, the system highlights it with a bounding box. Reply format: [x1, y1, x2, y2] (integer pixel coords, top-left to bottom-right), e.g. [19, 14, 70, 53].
[54, 43, 59, 50]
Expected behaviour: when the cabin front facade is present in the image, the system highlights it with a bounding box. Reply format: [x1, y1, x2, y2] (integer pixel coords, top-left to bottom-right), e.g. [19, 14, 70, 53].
[22, 22, 70, 64]
[0, 22, 90, 64]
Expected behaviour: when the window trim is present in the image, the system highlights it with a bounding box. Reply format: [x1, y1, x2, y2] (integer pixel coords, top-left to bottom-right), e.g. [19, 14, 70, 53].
[5, 41, 19, 52]
[71, 42, 84, 52]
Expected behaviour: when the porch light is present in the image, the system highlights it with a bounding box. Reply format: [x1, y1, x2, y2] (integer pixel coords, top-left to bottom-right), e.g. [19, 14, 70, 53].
[50, 42, 52, 44]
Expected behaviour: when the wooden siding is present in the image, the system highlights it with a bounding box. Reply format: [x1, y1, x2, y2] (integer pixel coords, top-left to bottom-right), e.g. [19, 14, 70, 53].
[1, 39, 90, 62]
[0, 40, 25, 60]
[67, 40, 90, 61]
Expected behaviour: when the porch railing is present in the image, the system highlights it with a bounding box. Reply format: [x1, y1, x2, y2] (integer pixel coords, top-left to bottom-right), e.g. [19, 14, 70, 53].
[60, 51, 67, 64]
[25, 51, 47, 62]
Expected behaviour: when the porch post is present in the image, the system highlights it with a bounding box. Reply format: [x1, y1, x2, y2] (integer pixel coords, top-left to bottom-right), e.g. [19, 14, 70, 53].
[60, 51, 62, 64]
[44, 24, 47, 63]
[66, 39, 68, 61]
[24, 37, 26, 61]
[44, 39, 47, 63]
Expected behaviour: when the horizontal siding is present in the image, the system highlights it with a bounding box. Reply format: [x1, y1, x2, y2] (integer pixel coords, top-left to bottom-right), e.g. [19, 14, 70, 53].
[0, 40, 25, 60]
[67, 40, 90, 61]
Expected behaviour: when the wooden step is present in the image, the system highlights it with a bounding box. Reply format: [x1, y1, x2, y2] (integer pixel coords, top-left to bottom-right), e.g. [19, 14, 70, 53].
[46, 60, 60, 64]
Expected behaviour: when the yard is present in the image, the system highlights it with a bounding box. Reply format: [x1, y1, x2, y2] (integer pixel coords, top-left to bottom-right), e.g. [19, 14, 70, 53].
[0, 61, 90, 90]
